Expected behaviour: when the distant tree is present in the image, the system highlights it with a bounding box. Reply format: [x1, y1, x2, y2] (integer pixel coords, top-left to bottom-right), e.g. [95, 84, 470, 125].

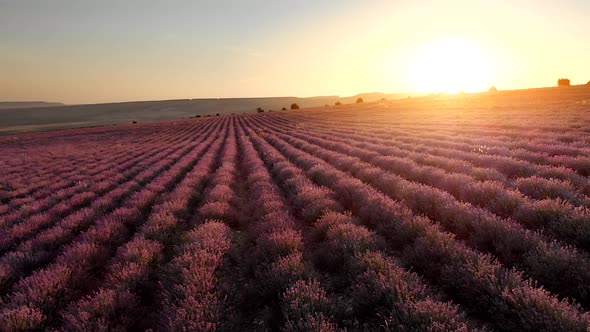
[257, 107, 264, 113]
[290, 103, 300, 110]
[381, 97, 387, 101]
[356, 98, 364, 103]
[216, 113, 220, 116]
[334, 101, 342, 106]
[282, 107, 287, 110]
[558, 78, 571, 86]
[196, 115, 201, 118]
[587, 80, 590, 85]
[489, 86, 498, 92]
[132, 121, 137, 124]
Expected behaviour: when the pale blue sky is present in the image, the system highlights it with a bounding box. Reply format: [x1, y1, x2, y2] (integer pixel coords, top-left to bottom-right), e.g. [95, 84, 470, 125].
[1, 0, 589, 103]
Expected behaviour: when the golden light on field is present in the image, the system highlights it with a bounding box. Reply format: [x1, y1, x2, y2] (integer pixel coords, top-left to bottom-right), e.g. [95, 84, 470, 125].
[409, 37, 493, 94]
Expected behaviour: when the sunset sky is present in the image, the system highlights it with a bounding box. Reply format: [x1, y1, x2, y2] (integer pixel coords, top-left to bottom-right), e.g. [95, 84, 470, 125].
[1, 0, 589, 104]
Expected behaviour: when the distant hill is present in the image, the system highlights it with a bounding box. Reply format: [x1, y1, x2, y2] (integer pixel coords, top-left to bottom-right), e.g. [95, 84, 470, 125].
[338, 92, 413, 104]
[0, 101, 64, 110]
[0, 93, 409, 134]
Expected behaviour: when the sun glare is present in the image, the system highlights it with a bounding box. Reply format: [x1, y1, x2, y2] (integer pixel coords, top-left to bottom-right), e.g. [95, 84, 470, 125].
[409, 37, 492, 94]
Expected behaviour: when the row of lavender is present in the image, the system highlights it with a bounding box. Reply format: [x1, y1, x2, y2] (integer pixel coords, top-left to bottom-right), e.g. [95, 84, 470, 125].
[262, 126, 590, 308]
[0, 120, 198, 208]
[263, 115, 590, 252]
[0, 117, 226, 330]
[0, 107, 589, 330]
[293, 105, 590, 149]
[242, 114, 590, 331]
[279, 111, 590, 174]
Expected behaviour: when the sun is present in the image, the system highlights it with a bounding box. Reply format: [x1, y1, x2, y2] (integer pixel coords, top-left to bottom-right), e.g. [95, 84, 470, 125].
[409, 37, 492, 94]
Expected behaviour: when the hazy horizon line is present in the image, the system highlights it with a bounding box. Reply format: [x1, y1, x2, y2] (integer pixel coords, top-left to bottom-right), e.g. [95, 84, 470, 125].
[3, 83, 590, 106]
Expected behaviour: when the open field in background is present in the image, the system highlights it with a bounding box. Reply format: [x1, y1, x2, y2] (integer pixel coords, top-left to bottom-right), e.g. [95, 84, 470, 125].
[0, 92, 408, 135]
[0, 102, 65, 110]
[1, 86, 590, 330]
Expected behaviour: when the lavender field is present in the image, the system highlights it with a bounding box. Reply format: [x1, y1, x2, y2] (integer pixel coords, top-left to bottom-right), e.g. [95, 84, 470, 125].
[1, 91, 590, 331]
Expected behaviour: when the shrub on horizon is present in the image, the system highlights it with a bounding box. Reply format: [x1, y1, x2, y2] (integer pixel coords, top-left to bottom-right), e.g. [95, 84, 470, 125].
[290, 103, 300, 110]
[356, 98, 364, 103]
[257, 107, 264, 113]
[334, 101, 342, 106]
[558, 78, 571, 86]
